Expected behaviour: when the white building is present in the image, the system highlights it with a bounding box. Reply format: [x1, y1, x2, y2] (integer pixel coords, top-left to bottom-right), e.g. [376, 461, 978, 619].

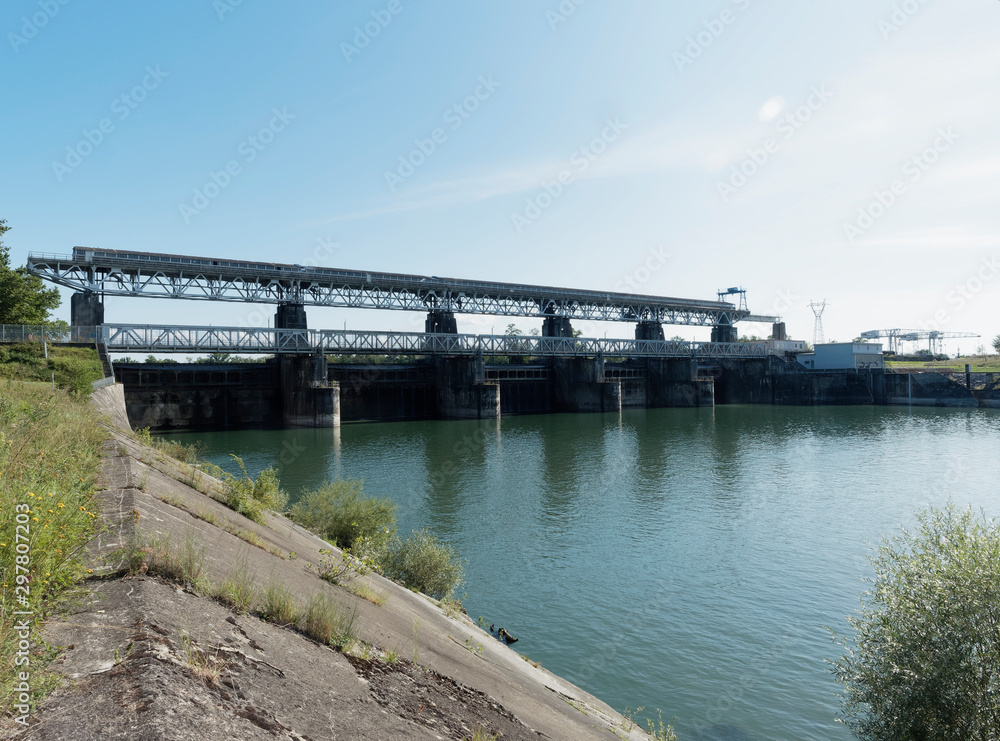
[766, 339, 808, 355]
[796, 342, 884, 371]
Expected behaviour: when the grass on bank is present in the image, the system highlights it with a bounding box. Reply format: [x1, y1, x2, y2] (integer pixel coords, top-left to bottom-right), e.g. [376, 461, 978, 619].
[0, 343, 103, 395]
[0, 379, 107, 714]
[886, 355, 1000, 373]
[123, 532, 357, 651]
[136, 431, 463, 602]
[136, 428, 286, 526]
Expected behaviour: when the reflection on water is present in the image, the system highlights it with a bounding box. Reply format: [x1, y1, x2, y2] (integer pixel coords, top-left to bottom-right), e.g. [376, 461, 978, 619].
[165, 405, 1000, 740]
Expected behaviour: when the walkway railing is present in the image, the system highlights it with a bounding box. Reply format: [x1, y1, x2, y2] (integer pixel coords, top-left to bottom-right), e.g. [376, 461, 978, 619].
[102, 324, 766, 359]
[0, 325, 102, 343]
[2, 324, 769, 359]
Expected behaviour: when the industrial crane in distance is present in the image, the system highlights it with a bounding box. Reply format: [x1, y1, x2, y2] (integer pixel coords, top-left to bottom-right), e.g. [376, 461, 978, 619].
[860, 329, 980, 355]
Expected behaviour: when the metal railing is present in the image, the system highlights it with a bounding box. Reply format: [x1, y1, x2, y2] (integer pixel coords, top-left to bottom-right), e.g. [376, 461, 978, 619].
[94, 323, 767, 359]
[1, 324, 769, 360]
[0, 325, 102, 343]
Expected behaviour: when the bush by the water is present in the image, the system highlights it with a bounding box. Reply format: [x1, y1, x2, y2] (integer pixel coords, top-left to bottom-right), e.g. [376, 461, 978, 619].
[832, 503, 1000, 740]
[290, 480, 463, 599]
[289, 479, 397, 550]
[381, 529, 464, 600]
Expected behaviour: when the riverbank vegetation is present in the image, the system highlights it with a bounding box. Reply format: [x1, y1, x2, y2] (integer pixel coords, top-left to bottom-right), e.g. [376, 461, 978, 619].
[136, 436, 465, 601]
[0, 380, 107, 711]
[886, 353, 1000, 373]
[123, 532, 358, 652]
[289, 479, 464, 600]
[832, 503, 1000, 740]
[0, 343, 103, 395]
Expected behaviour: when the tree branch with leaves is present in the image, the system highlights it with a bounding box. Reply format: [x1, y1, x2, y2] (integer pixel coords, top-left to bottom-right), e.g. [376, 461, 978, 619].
[0, 219, 61, 325]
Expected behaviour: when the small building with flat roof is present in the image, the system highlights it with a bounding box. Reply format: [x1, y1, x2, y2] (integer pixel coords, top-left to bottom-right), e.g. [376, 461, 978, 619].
[796, 342, 884, 371]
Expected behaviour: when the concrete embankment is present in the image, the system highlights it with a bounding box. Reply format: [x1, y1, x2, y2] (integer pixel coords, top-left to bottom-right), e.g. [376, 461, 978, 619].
[6, 383, 652, 741]
[881, 372, 979, 407]
[713, 357, 982, 408]
[974, 376, 1000, 408]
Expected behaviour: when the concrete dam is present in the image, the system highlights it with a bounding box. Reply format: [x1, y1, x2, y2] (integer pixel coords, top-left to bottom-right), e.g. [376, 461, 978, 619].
[23, 246, 988, 430]
[114, 354, 983, 431]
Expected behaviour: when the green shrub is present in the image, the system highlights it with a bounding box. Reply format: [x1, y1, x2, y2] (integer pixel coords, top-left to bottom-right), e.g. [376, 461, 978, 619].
[289, 479, 396, 550]
[207, 455, 287, 524]
[0, 345, 102, 394]
[832, 504, 1000, 740]
[381, 529, 464, 600]
[124, 532, 208, 592]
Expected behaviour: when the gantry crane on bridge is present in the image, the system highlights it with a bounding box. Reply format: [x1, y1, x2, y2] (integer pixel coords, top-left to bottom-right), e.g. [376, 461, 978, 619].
[859, 329, 980, 355]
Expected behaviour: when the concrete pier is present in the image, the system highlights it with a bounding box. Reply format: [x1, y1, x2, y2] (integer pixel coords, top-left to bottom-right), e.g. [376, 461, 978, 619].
[646, 358, 714, 407]
[279, 353, 338, 427]
[425, 310, 458, 334]
[433, 355, 499, 419]
[275, 303, 308, 330]
[550, 357, 621, 413]
[635, 320, 665, 341]
[711, 321, 738, 343]
[542, 316, 574, 337]
[71, 291, 104, 327]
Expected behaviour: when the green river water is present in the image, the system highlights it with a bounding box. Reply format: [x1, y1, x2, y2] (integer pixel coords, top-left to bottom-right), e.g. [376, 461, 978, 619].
[164, 405, 1000, 740]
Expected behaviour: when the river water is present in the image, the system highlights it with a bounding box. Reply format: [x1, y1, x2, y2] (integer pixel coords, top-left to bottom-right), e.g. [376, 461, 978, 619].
[165, 405, 1000, 740]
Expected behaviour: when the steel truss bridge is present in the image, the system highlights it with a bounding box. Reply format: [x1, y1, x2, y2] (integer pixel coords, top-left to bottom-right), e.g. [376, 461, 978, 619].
[27, 247, 749, 326]
[104, 325, 766, 358]
[1, 324, 768, 359]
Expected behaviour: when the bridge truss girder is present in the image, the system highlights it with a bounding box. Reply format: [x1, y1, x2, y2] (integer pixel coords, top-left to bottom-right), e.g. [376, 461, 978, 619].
[97, 324, 767, 359]
[27, 249, 747, 327]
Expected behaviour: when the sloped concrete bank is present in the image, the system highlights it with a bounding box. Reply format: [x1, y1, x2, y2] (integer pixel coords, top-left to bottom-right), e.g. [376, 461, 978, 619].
[3, 384, 652, 741]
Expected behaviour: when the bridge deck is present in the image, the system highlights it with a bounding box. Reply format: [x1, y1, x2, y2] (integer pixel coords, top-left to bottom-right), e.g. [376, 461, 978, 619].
[0, 324, 767, 359]
[101, 324, 766, 359]
[27, 248, 747, 326]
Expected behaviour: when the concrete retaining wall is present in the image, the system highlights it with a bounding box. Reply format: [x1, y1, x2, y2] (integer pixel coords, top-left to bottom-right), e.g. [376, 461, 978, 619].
[883, 372, 979, 407]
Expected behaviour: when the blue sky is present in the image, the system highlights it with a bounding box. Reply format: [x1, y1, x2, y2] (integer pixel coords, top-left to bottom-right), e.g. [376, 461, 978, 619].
[3, 1, 998, 352]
